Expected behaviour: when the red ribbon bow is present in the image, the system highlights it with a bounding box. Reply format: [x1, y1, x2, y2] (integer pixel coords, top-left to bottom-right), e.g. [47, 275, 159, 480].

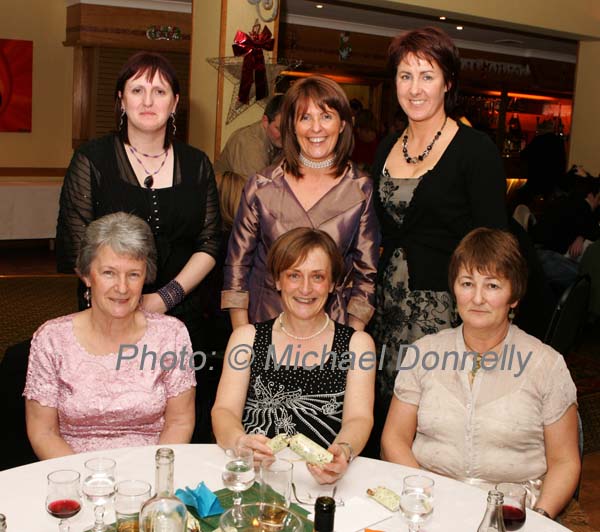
[232, 25, 274, 105]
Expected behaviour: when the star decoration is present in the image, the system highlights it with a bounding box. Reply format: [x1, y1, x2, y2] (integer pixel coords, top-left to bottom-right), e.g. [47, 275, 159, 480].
[207, 57, 301, 123]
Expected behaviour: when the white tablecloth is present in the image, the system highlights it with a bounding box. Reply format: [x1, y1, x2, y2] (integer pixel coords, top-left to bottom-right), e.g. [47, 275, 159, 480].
[0, 183, 61, 239]
[0, 444, 569, 531]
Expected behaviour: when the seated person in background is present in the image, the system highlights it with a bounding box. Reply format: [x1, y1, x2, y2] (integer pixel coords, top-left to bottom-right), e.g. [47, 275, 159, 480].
[381, 228, 580, 519]
[24, 213, 196, 459]
[532, 176, 600, 295]
[351, 109, 379, 173]
[212, 228, 375, 484]
[214, 94, 284, 179]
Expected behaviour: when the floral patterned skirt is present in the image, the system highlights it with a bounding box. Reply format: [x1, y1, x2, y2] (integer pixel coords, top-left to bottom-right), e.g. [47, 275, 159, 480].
[371, 249, 456, 401]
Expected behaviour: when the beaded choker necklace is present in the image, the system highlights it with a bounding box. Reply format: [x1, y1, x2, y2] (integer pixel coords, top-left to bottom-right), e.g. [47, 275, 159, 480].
[299, 153, 335, 169]
[278, 312, 330, 340]
[128, 145, 169, 189]
[402, 116, 448, 164]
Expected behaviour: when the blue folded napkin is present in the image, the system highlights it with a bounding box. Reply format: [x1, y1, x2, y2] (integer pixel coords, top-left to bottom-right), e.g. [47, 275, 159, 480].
[175, 481, 224, 517]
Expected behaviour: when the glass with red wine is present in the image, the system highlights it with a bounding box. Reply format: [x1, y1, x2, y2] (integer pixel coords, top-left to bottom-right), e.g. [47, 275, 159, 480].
[495, 483, 527, 531]
[46, 469, 82, 532]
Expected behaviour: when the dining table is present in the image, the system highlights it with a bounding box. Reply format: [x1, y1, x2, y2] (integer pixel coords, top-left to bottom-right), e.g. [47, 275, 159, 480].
[0, 443, 570, 531]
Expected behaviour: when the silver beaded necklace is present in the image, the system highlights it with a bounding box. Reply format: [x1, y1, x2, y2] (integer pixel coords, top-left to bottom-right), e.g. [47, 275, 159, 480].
[278, 312, 330, 340]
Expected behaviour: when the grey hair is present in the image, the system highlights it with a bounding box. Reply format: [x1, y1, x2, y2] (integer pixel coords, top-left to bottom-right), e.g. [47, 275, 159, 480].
[76, 212, 157, 284]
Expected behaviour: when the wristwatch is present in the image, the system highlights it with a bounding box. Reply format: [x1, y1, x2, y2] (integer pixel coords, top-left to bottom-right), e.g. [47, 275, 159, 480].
[337, 442, 355, 463]
[533, 507, 551, 519]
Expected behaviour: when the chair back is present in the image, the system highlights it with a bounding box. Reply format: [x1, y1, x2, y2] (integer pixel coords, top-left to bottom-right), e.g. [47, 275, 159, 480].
[544, 275, 591, 355]
[513, 204, 536, 232]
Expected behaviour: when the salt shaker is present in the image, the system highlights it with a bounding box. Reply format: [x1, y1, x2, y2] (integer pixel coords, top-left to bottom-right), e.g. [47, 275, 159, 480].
[477, 490, 506, 532]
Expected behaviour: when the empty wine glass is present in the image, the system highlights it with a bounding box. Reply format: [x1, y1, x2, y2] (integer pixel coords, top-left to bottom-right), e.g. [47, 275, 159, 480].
[82, 457, 117, 532]
[46, 470, 82, 532]
[400, 475, 434, 532]
[222, 447, 255, 520]
[496, 483, 527, 531]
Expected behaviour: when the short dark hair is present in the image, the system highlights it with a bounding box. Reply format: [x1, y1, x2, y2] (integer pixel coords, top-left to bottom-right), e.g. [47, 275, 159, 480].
[280, 76, 354, 178]
[264, 94, 284, 122]
[388, 26, 460, 115]
[448, 228, 528, 304]
[114, 51, 180, 149]
[267, 227, 344, 286]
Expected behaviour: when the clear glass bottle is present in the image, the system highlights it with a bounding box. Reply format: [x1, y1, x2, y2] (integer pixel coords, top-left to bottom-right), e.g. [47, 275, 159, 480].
[139, 448, 187, 532]
[313, 496, 335, 532]
[477, 490, 506, 532]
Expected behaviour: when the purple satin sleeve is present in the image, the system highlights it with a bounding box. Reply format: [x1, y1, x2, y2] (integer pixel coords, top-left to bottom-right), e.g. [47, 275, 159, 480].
[221, 174, 260, 310]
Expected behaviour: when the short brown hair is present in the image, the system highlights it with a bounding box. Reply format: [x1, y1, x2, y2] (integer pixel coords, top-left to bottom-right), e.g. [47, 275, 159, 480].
[448, 228, 527, 304]
[280, 76, 354, 178]
[267, 228, 344, 285]
[114, 51, 180, 149]
[388, 27, 460, 115]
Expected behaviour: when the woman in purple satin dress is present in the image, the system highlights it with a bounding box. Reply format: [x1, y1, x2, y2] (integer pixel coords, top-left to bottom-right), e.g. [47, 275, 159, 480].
[221, 76, 380, 332]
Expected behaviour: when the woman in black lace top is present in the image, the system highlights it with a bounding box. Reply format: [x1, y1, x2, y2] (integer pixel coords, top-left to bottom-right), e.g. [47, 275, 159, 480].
[56, 52, 221, 440]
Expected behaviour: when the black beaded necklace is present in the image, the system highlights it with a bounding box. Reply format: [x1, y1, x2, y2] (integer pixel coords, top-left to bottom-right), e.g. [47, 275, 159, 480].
[402, 116, 448, 164]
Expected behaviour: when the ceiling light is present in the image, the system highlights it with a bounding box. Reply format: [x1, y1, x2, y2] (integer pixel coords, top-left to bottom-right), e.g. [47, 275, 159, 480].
[316, 3, 323, 7]
[456, 25, 464, 30]
[439, 16, 446, 20]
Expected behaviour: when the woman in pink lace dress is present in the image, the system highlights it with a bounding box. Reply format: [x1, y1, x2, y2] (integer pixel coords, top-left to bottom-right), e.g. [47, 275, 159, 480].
[24, 213, 196, 459]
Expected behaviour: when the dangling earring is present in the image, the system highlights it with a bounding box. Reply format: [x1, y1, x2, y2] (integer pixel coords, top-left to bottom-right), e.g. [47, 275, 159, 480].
[508, 307, 516, 321]
[119, 109, 126, 131]
[170, 112, 176, 136]
[84, 287, 92, 308]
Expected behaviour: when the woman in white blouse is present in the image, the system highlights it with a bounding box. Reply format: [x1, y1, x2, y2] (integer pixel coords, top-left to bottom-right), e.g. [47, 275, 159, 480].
[381, 228, 580, 520]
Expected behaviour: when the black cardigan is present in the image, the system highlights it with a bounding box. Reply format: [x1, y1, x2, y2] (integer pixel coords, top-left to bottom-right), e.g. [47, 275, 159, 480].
[372, 123, 508, 291]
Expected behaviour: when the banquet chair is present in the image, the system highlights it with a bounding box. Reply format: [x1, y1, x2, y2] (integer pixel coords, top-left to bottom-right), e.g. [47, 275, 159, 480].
[544, 275, 591, 355]
[0, 339, 37, 470]
[512, 204, 536, 232]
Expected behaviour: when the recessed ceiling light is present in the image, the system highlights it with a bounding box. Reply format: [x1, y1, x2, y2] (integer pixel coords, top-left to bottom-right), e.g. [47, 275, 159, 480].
[316, 3, 324, 7]
[439, 16, 446, 20]
[456, 25, 464, 30]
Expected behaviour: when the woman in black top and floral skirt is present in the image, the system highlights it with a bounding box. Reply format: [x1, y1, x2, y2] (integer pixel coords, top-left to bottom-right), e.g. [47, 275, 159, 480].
[370, 28, 507, 412]
[56, 51, 221, 441]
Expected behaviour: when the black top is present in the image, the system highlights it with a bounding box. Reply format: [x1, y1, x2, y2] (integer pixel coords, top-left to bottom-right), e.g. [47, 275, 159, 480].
[243, 319, 354, 447]
[532, 195, 600, 254]
[372, 123, 508, 291]
[56, 134, 221, 339]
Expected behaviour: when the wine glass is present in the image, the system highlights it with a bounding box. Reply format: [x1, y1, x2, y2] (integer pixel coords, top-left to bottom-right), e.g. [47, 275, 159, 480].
[496, 483, 527, 531]
[222, 447, 255, 520]
[82, 457, 117, 532]
[219, 502, 303, 532]
[46, 469, 82, 532]
[400, 475, 434, 532]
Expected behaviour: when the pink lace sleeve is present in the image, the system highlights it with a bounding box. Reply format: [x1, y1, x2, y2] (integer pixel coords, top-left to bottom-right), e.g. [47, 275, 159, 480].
[23, 322, 60, 408]
[162, 321, 196, 398]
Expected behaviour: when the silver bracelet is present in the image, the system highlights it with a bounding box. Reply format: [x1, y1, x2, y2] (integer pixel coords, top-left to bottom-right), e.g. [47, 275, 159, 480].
[337, 441, 355, 463]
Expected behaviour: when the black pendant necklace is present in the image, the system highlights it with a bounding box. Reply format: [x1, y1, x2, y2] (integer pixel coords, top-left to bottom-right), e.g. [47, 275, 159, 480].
[402, 116, 448, 164]
[128, 145, 169, 189]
